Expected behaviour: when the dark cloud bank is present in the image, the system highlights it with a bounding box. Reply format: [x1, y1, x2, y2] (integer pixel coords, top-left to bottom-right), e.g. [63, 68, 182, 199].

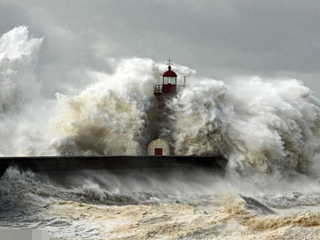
[1, 0, 320, 96]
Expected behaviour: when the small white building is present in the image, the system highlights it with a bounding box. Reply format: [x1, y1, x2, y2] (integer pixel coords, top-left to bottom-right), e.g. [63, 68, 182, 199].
[148, 138, 170, 156]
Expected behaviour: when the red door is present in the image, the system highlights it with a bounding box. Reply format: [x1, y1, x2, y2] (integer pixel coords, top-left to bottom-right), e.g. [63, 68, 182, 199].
[155, 148, 163, 156]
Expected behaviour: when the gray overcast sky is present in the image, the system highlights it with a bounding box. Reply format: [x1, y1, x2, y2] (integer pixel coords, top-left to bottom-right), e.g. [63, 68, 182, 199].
[1, 0, 320, 96]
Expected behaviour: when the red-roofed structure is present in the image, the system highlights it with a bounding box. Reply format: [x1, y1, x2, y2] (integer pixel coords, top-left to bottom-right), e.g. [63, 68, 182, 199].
[162, 65, 177, 77]
[154, 61, 185, 95]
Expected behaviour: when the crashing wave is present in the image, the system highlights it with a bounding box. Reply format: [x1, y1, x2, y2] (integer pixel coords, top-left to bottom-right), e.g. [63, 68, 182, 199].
[1, 26, 320, 177]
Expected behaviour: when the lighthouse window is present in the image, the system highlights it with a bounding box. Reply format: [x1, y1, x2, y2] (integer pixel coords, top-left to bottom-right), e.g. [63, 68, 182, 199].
[164, 77, 176, 85]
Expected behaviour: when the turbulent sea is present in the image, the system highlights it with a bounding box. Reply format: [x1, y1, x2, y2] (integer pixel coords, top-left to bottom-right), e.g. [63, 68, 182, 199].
[2, 26, 320, 239]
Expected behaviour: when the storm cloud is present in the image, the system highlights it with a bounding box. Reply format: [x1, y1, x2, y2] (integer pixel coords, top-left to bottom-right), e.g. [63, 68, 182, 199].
[1, 0, 320, 95]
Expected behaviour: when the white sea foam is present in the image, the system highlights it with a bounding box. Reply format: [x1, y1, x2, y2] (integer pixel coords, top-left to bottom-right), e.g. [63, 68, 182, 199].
[172, 77, 320, 179]
[2, 25, 320, 240]
[1, 26, 320, 179]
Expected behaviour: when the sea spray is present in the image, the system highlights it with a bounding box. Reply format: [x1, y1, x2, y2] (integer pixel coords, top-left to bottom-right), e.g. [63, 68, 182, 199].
[2, 25, 320, 240]
[0, 26, 42, 112]
[1, 26, 320, 178]
[0, 26, 48, 156]
[50, 58, 158, 155]
[171, 77, 320, 177]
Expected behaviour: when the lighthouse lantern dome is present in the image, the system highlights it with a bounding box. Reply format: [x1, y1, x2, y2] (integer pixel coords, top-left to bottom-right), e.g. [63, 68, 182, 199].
[162, 65, 177, 77]
[162, 64, 177, 91]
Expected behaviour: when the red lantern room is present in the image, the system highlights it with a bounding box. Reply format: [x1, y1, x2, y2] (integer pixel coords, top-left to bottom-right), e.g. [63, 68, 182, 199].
[154, 60, 180, 95]
[162, 65, 177, 93]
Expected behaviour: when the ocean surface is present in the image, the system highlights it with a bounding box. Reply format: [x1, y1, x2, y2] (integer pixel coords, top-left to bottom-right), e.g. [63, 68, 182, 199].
[1, 26, 320, 239]
[2, 167, 320, 239]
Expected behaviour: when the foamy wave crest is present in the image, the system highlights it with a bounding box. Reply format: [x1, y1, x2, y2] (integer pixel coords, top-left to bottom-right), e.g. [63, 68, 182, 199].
[50, 58, 158, 155]
[0, 26, 49, 156]
[0, 26, 42, 112]
[172, 79, 227, 156]
[172, 77, 320, 175]
[1, 26, 320, 177]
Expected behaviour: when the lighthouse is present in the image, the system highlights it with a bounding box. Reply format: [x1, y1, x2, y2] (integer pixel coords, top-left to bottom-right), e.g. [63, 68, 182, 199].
[147, 60, 186, 156]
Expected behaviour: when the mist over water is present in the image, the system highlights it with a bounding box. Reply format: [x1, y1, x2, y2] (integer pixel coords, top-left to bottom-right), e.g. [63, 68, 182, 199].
[2, 26, 320, 239]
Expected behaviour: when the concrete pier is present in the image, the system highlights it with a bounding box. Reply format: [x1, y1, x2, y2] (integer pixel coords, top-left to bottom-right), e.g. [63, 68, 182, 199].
[0, 155, 227, 177]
